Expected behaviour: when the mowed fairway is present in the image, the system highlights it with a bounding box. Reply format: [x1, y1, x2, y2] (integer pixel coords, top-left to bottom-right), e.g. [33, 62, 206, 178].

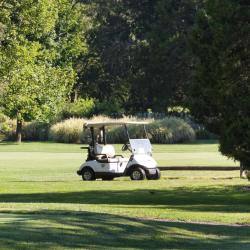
[0, 142, 250, 249]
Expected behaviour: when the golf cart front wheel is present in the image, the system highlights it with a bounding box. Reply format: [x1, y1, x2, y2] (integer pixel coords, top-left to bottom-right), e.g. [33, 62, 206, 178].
[147, 168, 161, 180]
[130, 167, 146, 181]
[82, 168, 96, 181]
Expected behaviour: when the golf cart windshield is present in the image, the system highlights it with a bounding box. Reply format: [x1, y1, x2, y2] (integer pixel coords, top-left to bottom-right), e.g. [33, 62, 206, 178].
[129, 139, 152, 155]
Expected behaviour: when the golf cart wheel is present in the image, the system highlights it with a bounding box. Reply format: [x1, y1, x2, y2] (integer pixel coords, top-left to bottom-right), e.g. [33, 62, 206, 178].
[82, 168, 96, 181]
[155, 168, 161, 179]
[148, 168, 161, 180]
[130, 167, 146, 181]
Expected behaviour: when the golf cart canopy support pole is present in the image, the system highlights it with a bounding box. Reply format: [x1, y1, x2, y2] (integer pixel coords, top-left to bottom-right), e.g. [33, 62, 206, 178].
[124, 125, 130, 139]
[102, 126, 106, 145]
[144, 125, 149, 139]
[90, 127, 95, 146]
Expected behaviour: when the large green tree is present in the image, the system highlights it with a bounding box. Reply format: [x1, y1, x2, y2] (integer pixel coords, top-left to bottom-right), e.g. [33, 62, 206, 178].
[78, 0, 198, 113]
[127, 0, 198, 112]
[0, 0, 88, 142]
[190, 0, 250, 166]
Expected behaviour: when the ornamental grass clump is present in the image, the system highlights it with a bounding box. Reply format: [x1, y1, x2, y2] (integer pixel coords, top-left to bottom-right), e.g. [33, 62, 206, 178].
[146, 117, 195, 144]
[107, 117, 195, 144]
[49, 118, 86, 143]
[22, 122, 49, 141]
[48, 116, 195, 144]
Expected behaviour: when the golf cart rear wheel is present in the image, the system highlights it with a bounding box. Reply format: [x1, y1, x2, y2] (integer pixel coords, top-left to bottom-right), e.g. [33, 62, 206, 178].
[130, 167, 146, 181]
[82, 168, 96, 181]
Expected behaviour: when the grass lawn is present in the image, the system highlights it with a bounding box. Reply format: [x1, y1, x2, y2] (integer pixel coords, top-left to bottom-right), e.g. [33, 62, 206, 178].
[0, 141, 249, 249]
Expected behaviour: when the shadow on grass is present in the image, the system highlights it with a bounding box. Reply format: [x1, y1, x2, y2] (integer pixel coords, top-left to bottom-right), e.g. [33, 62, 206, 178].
[0, 185, 250, 213]
[0, 210, 250, 249]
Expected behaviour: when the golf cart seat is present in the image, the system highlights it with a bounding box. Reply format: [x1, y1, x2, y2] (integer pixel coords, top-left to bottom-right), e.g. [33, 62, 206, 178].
[94, 144, 127, 163]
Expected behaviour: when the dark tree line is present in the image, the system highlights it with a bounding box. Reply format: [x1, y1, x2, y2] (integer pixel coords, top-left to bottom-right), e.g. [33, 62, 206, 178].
[76, 0, 199, 112]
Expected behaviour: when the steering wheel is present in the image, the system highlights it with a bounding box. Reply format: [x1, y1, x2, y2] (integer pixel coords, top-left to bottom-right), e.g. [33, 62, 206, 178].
[122, 143, 131, 152]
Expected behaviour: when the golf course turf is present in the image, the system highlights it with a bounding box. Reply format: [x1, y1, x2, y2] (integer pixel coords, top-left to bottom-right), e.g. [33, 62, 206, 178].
[0, 142, 250, 249]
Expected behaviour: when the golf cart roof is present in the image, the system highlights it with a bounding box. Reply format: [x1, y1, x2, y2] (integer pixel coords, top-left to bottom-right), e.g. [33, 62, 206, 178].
[84, 121, 149, 128]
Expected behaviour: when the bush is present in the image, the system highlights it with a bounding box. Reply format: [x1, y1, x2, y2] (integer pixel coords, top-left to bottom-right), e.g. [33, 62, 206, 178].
[48, 116, 195, 144]
[107, 117, 195, 144]
[150, 117, 195, 143]
[246, 171, 250, 181]
[0, 115, 197, 144]
[49, 118, 86, 143]
[60, 98, 95, 119]
[22, 122, 49, 141]
[95, 99, 125, 116]
[0, 114, 16, 140]
[1, 119, 49, 141]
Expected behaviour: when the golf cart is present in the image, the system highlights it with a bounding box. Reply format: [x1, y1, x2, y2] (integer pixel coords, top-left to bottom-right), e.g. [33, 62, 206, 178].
[77, 121, 161, 181]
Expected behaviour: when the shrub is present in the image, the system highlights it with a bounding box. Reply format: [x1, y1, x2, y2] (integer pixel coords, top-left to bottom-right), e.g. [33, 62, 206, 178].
[22, 122, 49, 141]
[61, 98, 95, 119]
[49, 118, 86, 143]
[195, 127, 218, 140]
[0, 112, 7, 123]
[105, 117, 195, 144]
[48, 116, 195, 144]
[95, 99, 125, 116]
[1, 119, 49, 141]
[49, 116, 147, 143]
[0, 114, 16, 140]
[1, 115, 197, 144]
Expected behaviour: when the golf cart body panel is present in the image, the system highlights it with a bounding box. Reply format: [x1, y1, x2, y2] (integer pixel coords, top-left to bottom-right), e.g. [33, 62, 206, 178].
[78, 158, 128, 175]
[125, 138, 157, 170]
[77, 121, 160, 180]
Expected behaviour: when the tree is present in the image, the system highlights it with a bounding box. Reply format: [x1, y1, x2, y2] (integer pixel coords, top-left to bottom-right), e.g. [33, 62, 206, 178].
[127, 0, 198, 112]
[77, 0, 133, 111]
[0, 0, 83, 142]
[190, 0, 250, 166]
[79, 0, 199, 113]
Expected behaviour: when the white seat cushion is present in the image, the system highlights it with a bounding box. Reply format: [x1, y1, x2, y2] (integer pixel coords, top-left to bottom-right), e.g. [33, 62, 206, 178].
[94, 144, 116, 157]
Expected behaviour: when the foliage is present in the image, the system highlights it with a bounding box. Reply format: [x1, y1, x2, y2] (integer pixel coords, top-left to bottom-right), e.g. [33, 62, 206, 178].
[194, 127, 218, 140]
[1, 65, 75, 122]
[190, 0, 250, 168]
[0, 113, 15, 139]
[246, 171, 250, 181]
[127, 0, 198, 111]
[107, 117, 195, 144]
[49, 118, 85, 143]
[2, 120, 49, 141]
[77, 0, 199, 112]
[0, 0, 89, 141]
[49, 116, 195, 144]
[22, 121, 49, 141]
[95, 99, 125, 116]
[61, 98, 95, 119]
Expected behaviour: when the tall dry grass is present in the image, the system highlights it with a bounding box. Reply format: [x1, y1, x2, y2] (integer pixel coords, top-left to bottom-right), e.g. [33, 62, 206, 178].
[49, 116, 195, 144]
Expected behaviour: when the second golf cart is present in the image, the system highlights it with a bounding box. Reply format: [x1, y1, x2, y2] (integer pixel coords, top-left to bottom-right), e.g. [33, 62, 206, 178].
[77, 121, 161, 181]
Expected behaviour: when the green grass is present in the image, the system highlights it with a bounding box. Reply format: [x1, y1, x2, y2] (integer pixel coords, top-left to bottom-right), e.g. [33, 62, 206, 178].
[0, 141, 249, 249]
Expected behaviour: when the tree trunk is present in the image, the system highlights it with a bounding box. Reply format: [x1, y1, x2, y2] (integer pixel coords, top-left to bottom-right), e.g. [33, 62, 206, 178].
[16, 119, 22, 143]
[70, 87, 78, 103]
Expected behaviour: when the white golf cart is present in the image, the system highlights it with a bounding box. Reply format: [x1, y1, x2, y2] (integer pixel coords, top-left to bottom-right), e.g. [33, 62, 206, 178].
[77, 121, 161, 181]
